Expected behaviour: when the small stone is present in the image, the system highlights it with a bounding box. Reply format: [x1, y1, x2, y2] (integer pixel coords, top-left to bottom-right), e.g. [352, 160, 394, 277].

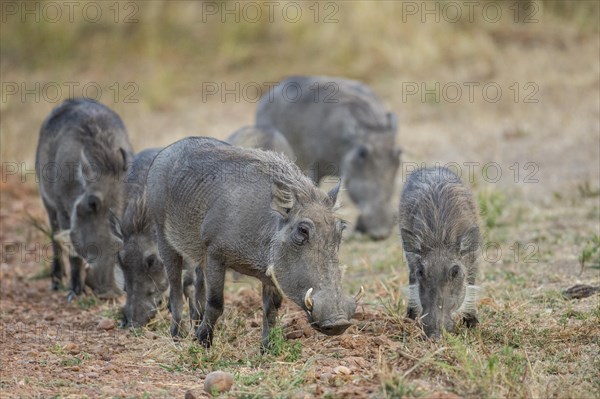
[87, 372, 99, 379]
[97, 318, 115, 330]
[286, 329, 303, 340]
[249, 320, 260, 328]
[353, 312, 366, 320]
[43, 312, 55, 321]
[333, 366, 351, 375]
[103, 364, 117, 373]
[319, 372, 332, 383]
[204, 371, 234, 395]
[63, 342, 79, 354]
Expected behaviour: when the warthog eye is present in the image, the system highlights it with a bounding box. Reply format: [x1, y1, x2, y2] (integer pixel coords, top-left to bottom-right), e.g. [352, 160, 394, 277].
[450, 264, 461, 279]
[145, 254, 158, 269]
[340, 220, 348, 232]
[292, 222, 311, 245]
[417, 266, 425, 279]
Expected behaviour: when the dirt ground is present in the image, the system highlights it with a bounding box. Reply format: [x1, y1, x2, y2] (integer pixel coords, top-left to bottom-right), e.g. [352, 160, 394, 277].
[1, 2, 599, 398]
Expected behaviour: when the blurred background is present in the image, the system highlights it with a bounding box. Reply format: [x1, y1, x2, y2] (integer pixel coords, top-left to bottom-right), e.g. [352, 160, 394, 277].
[1, 0, 599, 198]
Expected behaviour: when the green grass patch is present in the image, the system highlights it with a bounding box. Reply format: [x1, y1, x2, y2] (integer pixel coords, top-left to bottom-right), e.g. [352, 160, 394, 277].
[579, 234, 600, 271]
[76, 296, 98, 309]
[265, 326, 302, 363]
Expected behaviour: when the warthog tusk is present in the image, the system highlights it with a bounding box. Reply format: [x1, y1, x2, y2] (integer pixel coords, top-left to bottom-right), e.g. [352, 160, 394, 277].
[407, 284, 423, 313]
[304, 288, 314, 310]
[354, 286, 365, 302]
[455, 285, 481, 316]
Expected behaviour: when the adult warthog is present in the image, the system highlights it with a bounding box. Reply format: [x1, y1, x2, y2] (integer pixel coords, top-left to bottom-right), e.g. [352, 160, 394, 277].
[36, 98, 133, 301]
[257, 75, 401, 240]
[146, 137, 362, 350]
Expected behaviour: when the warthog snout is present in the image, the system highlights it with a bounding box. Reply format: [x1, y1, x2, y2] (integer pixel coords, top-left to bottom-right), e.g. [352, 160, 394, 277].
[121, 307, 158, 329]
[355, 214, 392, 241]
[304, 286, 363, 336]
[316, 318, 353, 336]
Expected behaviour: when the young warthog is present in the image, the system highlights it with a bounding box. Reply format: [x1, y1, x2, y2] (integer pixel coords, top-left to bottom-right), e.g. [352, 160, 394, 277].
[226, 125, 295, 161]
[399, 167, 481, 338]
[108, 148, 167, 327]
[146, 137, 360, 350]
[257, 76, 401, 240]
[36, 98, 133, 300]
[109, 148, 198, 327]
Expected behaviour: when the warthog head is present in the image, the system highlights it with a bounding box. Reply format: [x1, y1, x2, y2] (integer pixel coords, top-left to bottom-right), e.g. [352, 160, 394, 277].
[70, 147, 129, 297]
[343, 112, 401, 241]
[401, 226, 480, 338]
[268, 180, 362, 335]
[109, 204, 168, 328]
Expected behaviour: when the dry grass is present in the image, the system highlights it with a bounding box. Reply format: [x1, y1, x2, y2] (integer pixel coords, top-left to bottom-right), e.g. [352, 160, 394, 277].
[1, 1, 599, 398]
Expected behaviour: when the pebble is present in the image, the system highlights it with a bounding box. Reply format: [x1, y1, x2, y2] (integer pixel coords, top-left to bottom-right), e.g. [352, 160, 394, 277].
[301, 323, 314, 338]
[204, 371, 234, 395]
[97, 318, 115, 330]
[286, 329, 303, 340]
[63, 342, 79, 354]
[333, 366, 351, 375]
[249, 320, 260, 328]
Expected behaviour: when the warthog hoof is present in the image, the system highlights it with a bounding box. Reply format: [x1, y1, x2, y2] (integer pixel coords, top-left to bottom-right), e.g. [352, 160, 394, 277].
[406, 307, 419, 320]
[51, 279, 63, 291]
[66, 290, 77, 303]
[462, 313, 479, 328]
[195, 327, 213, 349]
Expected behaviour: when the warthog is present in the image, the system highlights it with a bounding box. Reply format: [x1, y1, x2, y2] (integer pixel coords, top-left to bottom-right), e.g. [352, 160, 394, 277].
[399, 167, 481, 338]
[146, 136, 361, 350]
[226, 125, 295, 161]
[108, 148, 166, 327]
[257, 76, 401, 240]
[109, 148, 198, 328]
[36, 98, 133, 300]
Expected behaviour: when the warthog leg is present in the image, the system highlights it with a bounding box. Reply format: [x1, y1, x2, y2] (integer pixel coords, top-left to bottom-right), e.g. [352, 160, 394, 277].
[67, 255, 85, 302]
[196, 256, 225, 348]
[189, 263, 205, 328]
[157, 233, 185, 338]
[42, 200, 66, 291]
[261, 282, 283, 353]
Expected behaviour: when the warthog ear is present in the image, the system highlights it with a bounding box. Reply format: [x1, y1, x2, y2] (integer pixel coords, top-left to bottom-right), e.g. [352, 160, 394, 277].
[387, 112, 398, 132]
[119, 148, 129, 172]
[271, 181, 294, 216]
[78, 150, 92, 184]
[394, 147, 402, 161]
[458, 226, 480, 255]
[401, 228, 422, 255]
[113, 263, 125, 292]
[108, 209, 124, 245]
[327, 180, 342, 208]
